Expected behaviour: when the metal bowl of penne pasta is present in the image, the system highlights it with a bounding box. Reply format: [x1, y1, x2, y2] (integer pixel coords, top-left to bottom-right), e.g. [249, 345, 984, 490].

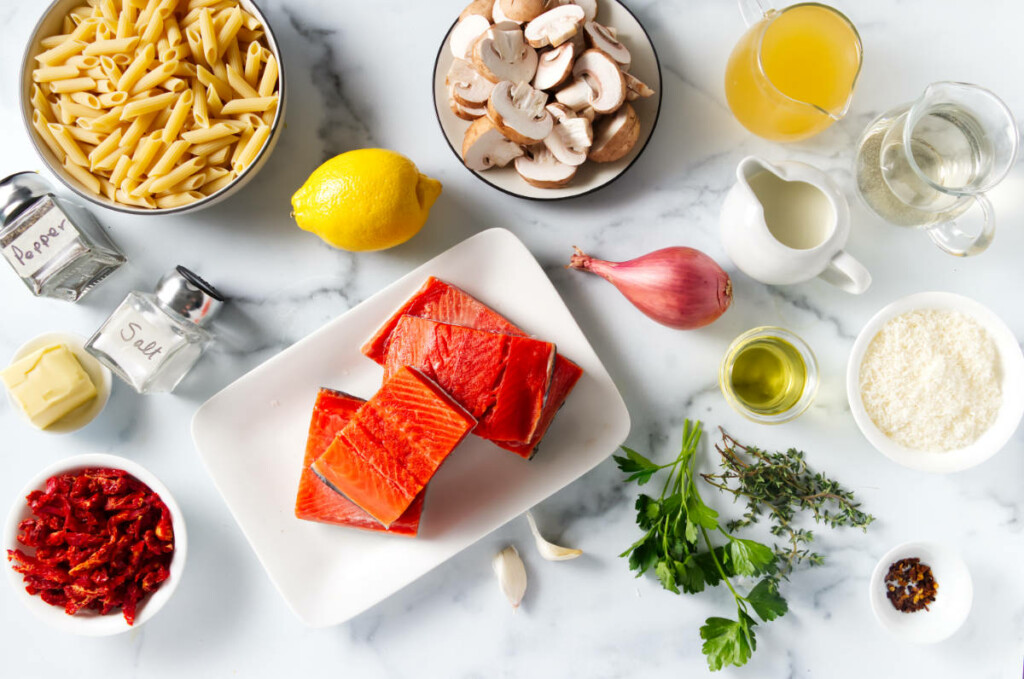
[21, 0, 285, 214]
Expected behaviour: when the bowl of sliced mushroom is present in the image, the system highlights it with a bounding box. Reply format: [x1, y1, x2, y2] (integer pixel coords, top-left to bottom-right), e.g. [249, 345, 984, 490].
[434, 0, 662, 199]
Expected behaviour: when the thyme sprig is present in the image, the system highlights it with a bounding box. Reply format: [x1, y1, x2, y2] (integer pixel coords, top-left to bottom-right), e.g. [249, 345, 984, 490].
[701, 429, 875, 583]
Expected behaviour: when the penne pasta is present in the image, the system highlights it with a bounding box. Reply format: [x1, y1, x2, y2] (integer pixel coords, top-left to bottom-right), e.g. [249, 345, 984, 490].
[198, 9, 217, 65]
[99, 91, 129, 106]
[129, 59, 177, 94]
[28, 0, 279, 209]
[32, 65, 80, 83]
[83, 37, 139, 55]
[220, 95, 277, 115]
[116, 42, 155, 91]
[215, 8, 242, 58]
[149, 155, 205, 193]
[225, 64, 257, 99]
[33, 111, 66, 159]
[121, 90, 177, 118]
[156, 191, 204, 208]
[70, 91, 102, 109]
[65, 158, 102, 194]
[149, 139, 191, 176]
[48, 124, 91, 166]
[188, 134, 237, 157]
[232, 123, 268, 172]
[244, 40, 261, 86]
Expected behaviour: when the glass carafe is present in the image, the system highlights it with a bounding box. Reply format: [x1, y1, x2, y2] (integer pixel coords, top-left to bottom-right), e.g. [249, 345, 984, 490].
[854, 82, 1019, 257]
[725, 1, 862, 141]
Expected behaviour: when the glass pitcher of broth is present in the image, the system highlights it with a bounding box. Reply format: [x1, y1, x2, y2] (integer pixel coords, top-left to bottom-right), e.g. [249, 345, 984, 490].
[725, 1, 862, 142]
[854, 82, 1019, 257]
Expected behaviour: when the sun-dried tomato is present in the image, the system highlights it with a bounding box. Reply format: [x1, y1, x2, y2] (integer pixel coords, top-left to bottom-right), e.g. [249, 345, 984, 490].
[6, 467, 174, 626]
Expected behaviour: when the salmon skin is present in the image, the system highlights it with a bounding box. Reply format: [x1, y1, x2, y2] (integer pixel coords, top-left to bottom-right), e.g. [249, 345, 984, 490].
[294, 388, 424, 536]
[362, 276, 583, 458]
[383, 316, 555, 445]
[311, 367, 476, 527]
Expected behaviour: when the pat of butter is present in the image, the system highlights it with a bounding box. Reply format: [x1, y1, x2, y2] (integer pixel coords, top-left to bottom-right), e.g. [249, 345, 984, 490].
[1, 344, 97, 429]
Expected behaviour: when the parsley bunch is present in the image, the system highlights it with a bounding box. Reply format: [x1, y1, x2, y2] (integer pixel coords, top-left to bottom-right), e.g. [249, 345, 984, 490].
[616, 421, 787, 672]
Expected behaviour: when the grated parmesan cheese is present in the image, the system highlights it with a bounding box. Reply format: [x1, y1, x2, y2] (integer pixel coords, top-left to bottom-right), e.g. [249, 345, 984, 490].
[859, 309, 1002, 452]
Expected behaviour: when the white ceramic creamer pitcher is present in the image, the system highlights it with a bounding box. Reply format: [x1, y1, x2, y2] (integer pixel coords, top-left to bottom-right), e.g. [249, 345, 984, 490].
[720, 156, 871, 294]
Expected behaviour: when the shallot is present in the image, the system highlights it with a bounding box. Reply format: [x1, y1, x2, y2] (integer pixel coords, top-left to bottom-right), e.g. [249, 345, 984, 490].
[567, 246, 732, 329]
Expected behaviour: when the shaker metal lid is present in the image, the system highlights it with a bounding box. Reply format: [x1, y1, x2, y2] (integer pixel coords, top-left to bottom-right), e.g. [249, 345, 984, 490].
[155, 266, 226, 325]
[0, 172, 52, 228]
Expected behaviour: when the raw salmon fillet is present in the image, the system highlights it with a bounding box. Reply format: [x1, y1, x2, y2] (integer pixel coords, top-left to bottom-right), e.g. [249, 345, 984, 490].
[312, 367, 476, 527]
[363, 277, 583, 457]
[383, 316, 555, 444]
[294, 388, 424, 536]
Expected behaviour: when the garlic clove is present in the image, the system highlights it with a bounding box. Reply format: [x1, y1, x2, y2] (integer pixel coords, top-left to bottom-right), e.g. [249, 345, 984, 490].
[526, 511, 582, 561]
[492, 545, 527, 610]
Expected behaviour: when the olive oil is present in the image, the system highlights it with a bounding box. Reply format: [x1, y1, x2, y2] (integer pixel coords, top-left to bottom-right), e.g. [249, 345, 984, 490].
[720, 327, 818, 424]
[730, 337, 807, 414]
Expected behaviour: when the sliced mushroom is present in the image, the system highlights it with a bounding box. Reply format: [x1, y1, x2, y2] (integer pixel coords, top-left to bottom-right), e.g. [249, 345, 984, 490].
[515, 146, 576, 188]
[532, 42, 574, 91]
[498, 0, 546, 23]
[450, 14, 492, 60]
[578, 105, 596, 122]
[624, 72, 655, 101]
[589, 102, 640, 163]
[492, 1, 521, 24]
[462, 116, 525, 170]
[584, 21, 631, 70]
[548, 0, 599, 22]
[460, 0, 494, 20]
[543, 106, 592, 166]
[472, 24, 538, 83]
[449, 88, 488, 121]
[572, 49, 625, 114]
[487, 80, 552, 145]
[554, 77, 592, 110]
[523, 4, 585, 48]
[447, 58, 495, 107]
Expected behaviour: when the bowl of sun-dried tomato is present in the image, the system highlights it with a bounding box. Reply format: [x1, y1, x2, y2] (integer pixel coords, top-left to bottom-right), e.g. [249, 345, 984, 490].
[4, 454, 186, 636]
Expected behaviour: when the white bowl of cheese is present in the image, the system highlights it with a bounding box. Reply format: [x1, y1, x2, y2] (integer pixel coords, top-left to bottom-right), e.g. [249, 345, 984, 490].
[847, 292, 1024, 473]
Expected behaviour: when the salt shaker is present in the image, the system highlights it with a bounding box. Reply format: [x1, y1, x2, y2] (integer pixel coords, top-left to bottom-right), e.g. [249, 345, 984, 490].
[0, 172, 125, 301]
[86, 266, 225, 394]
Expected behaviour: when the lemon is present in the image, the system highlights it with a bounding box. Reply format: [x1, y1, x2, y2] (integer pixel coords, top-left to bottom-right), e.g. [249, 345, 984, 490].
[291, 149, 442, 252]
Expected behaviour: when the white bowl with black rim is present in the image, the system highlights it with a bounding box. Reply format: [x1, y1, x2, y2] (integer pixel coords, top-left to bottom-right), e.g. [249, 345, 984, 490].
[4, 454, 187, 636]
[20, 0, 286, 215]
[846, 291, 1024, 473]
[432, 0, 662, 200]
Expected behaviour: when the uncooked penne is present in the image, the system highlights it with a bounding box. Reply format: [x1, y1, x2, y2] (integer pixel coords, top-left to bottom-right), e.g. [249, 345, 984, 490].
[149, 155, 205, 193]
[33, 65, 80, 82]
[156, 191, 204, 208]
[83, 37, 139, 55]
[150, 139, 191, 176]
[219, 95, 277, 115]
[48, 124, 91, 166]
[117, 42, 155, 91]
[64, 158, 102, 193]
[232, 123, 268, 172]
[258, 53, 277, 97]
[50, 77, 96, 93]
[121, 90, 177, 118]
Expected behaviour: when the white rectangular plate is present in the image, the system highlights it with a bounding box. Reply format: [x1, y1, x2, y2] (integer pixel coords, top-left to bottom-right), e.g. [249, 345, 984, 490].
[191, 228, 630, 627]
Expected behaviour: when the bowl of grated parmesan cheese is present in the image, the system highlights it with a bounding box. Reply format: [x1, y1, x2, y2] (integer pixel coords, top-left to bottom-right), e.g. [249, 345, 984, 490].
[847, 292, 1024, 473]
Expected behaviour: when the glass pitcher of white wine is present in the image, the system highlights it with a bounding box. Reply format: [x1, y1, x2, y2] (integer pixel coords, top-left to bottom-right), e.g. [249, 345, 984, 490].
[854, 82, 1019, 256]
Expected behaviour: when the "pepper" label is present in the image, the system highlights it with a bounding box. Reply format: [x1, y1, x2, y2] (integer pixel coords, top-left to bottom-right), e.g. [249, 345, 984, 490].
[2, 206, 79, 278]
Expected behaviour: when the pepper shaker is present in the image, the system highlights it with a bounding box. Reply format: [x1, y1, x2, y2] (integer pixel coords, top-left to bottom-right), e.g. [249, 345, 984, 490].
[0, 172, 125, 301]
[86, 266, 225, 394]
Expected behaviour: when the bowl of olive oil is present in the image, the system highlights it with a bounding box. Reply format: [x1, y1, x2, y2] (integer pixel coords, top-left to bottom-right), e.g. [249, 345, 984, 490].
[720, 327, 818, 424]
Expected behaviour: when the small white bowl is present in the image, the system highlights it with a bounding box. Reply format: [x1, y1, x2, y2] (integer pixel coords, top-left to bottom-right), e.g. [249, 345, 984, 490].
[869, 541, 972, 644]
[5, 332, 112, 433]
[4, 454, 187, 636]
[847, 292, 1024, 473]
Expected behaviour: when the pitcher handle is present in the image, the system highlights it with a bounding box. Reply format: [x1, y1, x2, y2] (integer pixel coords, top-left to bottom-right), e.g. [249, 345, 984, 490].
[737, 0, 769, 27]
[819, 250, 872, 295]
[927, 194, 995, 257]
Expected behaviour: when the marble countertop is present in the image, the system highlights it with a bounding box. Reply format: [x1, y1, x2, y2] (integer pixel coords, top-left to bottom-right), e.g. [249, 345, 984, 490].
[1, 0, 1022, 677]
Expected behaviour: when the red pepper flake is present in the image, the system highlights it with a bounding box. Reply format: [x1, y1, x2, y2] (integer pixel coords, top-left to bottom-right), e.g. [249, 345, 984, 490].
[884, 557, 938, 613]
[6, 467, 174, 625]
